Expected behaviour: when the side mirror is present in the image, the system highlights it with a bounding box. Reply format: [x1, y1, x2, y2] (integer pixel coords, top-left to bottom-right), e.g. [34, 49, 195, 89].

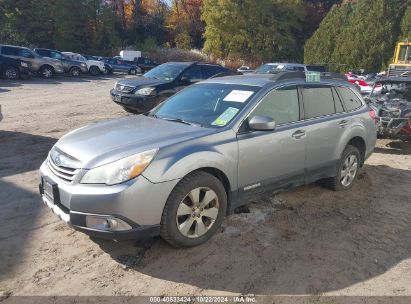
[248, 115, 276, 131]
[363, 96, 371, 104]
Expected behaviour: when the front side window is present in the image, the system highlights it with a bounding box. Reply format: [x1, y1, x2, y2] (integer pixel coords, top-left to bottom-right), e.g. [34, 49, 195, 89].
[151, 83, 259, 128]
[50, 51, 64, 60]
[338, 87, 363, 111]
[249, 86, 300, 125]
[19, 49, 34, 58]
[302, 85, 336, 119]
[181, 65, 203, 82]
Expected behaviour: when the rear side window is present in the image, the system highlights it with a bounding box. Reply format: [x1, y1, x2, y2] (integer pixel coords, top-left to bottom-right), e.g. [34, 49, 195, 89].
[1, 46, 19, 56]
[201, 65, 226, 78]
[302, 85, 335, 119]
[250, 85, 300, 125]
[338, 87, 363, 111]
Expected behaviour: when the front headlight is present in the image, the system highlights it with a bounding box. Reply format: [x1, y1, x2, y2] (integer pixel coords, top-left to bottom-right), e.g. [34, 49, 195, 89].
[21, 62, 29, 68]
[80, 149, 158, 185]
[135, 87, 155, 96]
[113, 81, 118, 90]
[80, 63, 87, 68]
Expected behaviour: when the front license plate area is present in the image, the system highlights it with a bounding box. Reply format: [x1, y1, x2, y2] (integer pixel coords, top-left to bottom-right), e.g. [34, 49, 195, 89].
[42, 177, 59, 204]
[114, 95, 121, 102]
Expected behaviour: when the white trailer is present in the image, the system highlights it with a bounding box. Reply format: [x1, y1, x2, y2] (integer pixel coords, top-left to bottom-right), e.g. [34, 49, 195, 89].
[120, 50, 142, 61]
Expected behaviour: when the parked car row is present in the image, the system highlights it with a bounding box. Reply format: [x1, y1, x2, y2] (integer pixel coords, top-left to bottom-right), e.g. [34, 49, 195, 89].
[0, 44, 157, 80]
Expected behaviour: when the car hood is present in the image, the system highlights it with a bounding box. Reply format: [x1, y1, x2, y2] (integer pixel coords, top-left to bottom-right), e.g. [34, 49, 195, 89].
[54, 115, 216, 169]
[117, 76, 169, 88]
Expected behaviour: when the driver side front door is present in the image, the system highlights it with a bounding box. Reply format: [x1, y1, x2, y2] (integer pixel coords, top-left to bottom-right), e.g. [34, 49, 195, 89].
[237, 85, 307, 199]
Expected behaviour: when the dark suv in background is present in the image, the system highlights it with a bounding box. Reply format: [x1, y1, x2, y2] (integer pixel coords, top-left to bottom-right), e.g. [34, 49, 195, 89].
[0, 55, 31, 80]
[104, 58, 140, 75]
[111, 62, 231, 113]
[34, 48, 88, 76]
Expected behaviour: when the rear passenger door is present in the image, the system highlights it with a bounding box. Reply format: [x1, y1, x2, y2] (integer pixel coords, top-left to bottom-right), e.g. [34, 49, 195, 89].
[300, 84, 349, 182]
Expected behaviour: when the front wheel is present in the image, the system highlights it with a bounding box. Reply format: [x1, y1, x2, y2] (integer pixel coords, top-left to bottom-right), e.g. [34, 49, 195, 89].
[69, 67, 81, 77]
[40, 66, 54, 78]
[89, 66, 100, 76]
[128, 68, 137, 75]
[160, 171, 227, 247]
[3, 66, 20, 80]
[322, 145, 361, 191]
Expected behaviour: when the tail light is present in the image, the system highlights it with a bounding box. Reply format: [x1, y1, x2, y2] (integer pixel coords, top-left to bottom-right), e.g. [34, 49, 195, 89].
[368, 107, 376, 119]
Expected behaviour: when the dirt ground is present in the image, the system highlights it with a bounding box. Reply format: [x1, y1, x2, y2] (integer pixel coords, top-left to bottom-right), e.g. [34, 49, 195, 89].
[0, 75, 410, 297]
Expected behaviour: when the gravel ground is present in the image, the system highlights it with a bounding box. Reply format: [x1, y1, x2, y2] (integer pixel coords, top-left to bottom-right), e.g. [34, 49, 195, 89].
[0, 75, 410, 297]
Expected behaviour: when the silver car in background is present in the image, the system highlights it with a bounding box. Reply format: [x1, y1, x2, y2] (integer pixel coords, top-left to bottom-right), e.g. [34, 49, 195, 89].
[39, 72, 376, 247]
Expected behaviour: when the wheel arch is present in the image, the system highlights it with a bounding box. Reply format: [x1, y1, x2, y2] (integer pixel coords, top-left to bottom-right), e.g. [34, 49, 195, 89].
[40, 64, 55, 72]
[346, 136, 366, 166]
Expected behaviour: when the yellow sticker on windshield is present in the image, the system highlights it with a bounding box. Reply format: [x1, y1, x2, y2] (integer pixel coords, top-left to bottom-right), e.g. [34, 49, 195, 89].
[211, 107, 240, 126]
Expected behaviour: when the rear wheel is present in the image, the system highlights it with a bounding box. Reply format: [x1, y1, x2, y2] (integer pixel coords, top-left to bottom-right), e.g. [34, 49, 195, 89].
[128, 68, 137, 75]
[160, 171, 227, 248]
[3, 66, 20, 80]
[69, 67, 81, 77]
[322, 145, 360, 191]
[40, 65, 54, 78]
[89, 66, 100, 76]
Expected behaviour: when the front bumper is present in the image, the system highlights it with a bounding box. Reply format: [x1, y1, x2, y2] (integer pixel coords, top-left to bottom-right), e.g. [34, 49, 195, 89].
[110, 89, 161, 113]
[39, 160, 179, 240]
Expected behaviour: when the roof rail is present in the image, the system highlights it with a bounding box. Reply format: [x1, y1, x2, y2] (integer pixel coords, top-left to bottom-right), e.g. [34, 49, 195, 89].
[269, 71, 347, 81]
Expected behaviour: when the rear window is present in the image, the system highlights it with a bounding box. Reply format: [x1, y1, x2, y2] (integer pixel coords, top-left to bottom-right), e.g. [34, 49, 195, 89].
[338, 87, 363, 111]
[302, 85, 336, 119]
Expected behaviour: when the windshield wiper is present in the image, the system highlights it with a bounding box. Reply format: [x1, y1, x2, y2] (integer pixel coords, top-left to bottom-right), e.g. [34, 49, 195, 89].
[159, 116, 198, 126]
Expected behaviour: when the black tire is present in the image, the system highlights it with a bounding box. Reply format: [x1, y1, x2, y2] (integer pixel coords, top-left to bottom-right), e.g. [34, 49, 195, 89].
[106, 67, 113, 75]
[69, 66, 81, 77]
[39, 65, 54, 78]
[3, 66, 20, 80]
[160, 171, 227, 248]
[89, 66, 100, 76]
[128, 68, 137, 75]
[322, 145, 361, 191]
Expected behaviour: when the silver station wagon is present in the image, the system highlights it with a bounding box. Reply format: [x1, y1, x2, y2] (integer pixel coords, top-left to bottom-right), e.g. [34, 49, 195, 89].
[39, 72, 377, 247]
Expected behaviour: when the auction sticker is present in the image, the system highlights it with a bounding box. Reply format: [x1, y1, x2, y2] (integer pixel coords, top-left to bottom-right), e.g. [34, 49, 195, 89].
[223, 90, 254, 103]
[212, 107, 240, 126]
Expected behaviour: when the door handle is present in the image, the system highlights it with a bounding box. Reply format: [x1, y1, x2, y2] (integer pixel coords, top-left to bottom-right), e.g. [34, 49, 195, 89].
[339, 120, 349, 128]
[292, 130, 306, 139]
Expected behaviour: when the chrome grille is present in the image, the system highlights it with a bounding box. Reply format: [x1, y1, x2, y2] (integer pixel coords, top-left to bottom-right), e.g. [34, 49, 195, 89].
[47, 158, 79, 183]
[115, 83, 135, 93]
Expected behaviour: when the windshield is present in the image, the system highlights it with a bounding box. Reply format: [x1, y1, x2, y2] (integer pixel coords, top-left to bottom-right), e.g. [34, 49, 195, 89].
[144, 63, 189, 81]
[371, 82, 411, 101]
[151, 83, 259, 128]
[255, 64, 278, 73]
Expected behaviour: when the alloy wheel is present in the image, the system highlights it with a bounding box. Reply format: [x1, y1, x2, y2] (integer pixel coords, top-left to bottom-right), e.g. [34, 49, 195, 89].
[176, 187, 219, 239]
[5, 68, 18, 80]
[340, 154, 358, 187]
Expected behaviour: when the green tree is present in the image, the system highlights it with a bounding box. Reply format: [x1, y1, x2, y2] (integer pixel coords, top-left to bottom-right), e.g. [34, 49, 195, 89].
[305, 0, 409, 72]
[202, 0, 305, 62]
